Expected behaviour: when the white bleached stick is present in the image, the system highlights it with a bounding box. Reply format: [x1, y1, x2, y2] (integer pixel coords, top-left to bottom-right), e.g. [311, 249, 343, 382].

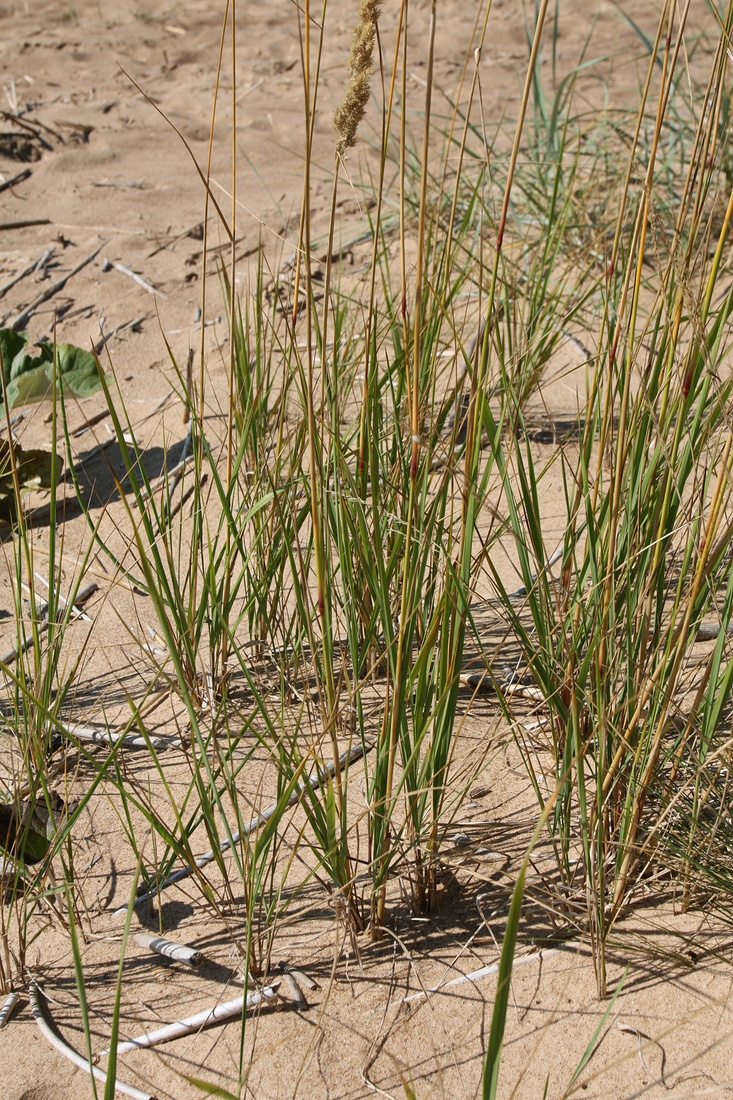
[33, 574, 98, 622]
[102, 258, 167, 298]
[134, 932, 203, 967]
[29, 982, 155, 1100]
[98, 986, 279, 1056]
[63, 723, 167, 750]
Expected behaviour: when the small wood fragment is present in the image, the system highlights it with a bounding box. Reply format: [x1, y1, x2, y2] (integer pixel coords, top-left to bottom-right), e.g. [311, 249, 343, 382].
[147, 221, 204, 259]
[0, 110, 59, 146]
[0, 991, 20, 1028]
[0, 167, 32, 194]
[287, 967, 319, 991]
[71, 409, 110, 437]
[102, 258, 166, 298]
[136, 453, 195, 504]
[132, 388, 175, 428]
[0, 243, 51, 302]
[94, 180, 148, 189]
[276, 961, 318, 990]
[0, 412, 24, 435]
[0, 624, 47, 666]
[458, 670, 544, 701]
[0, 581, 98, 666]
[277, 972, 308, 1010]
[165, 481, 196, 524]
[8, 242, 105, 329]
[0, 218, 51, 232]
[33, 575, 97, 622]
[696, 621, 733, 641]
[72, 434, 116, 466]
[134, 932, 204, 967]
[94, 313, 151, 356]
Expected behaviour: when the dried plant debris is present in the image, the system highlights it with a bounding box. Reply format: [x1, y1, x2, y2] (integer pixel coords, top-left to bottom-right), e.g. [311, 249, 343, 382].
[0, 435, 62, 520]
[0, 790, 72, 865]
[0, 132, 45, 162]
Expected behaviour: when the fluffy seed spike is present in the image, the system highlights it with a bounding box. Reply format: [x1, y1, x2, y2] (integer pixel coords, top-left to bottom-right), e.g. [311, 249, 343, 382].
[334, 0, 382, 157]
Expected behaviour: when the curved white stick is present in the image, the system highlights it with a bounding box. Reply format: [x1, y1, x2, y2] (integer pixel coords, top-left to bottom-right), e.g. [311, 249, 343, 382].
[29, 981, 155, 1100]
[98, 985, 279, 1056]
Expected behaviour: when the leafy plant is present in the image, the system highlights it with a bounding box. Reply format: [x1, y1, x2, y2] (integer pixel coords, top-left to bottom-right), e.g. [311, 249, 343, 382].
[0, 329, 105, 417]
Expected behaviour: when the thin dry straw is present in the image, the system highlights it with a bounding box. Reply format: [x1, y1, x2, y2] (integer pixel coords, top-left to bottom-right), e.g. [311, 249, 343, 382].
[402, 946, 570, 1003]
[98, 985, 279, 1056]
[0, 581, 98, 666]
[134, 932, 204, 967]
[110, 741, 371, 917]
[28, 982, 156, 1100]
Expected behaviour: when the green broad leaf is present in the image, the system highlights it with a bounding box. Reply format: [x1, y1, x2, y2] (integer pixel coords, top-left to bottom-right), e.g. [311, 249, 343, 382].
[0, 329, 28, 377]
[0, 329, 105, 417]
[4, 365, 56, 411]
[37, 341, 105, 397]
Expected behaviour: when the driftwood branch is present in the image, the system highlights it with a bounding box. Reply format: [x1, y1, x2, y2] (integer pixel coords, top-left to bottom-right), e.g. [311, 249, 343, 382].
[98, 985, 279, 1056]
[134, 932, 204, 967]
[63, 723, 168, 750]
[29, 981, 155, 1100]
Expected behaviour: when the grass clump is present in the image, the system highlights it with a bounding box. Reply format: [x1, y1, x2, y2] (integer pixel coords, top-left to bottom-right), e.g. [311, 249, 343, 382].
[3, 0, 733, 1096]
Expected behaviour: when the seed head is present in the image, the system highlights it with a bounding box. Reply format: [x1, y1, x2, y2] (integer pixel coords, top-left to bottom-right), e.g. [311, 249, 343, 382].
[334, 0, 382, 158]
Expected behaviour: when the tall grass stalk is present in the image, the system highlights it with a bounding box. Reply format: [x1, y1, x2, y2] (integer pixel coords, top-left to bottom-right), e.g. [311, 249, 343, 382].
[487, 0, 733, 997]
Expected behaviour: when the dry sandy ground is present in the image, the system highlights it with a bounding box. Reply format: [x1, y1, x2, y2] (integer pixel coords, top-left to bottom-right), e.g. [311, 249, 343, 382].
[0, 1, 733, 1098]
